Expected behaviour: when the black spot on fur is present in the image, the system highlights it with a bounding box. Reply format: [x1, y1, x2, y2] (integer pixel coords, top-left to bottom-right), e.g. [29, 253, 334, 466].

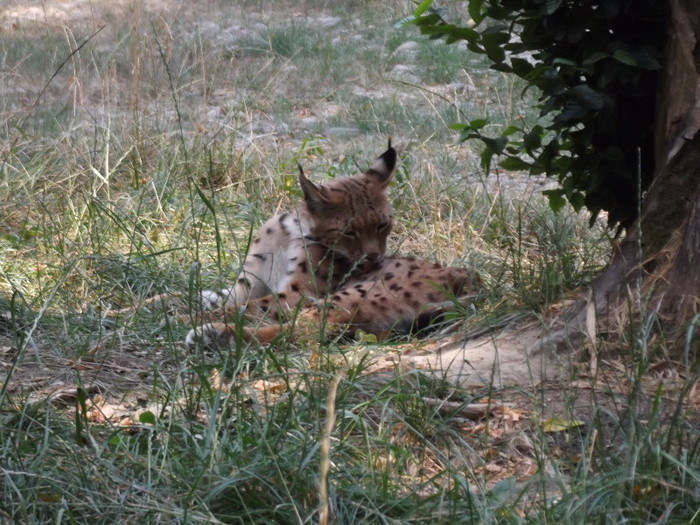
[238, 277, 251, 287]
[298, 260, 308, 273]
[277, 293, 287, 299]
[383, 272, 395, 280]
[291, 283, 301, 292]
[253, 253, 267, 261]
[389, 283, 402, 291]
[403, 291, 412, 299]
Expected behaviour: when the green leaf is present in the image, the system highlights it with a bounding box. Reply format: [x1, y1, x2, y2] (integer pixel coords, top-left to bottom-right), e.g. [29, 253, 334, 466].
[612, 48, 661, 70]
[490, 62, 513, 73]
[569, 191, 585, 211]
[480, 148, 495, 172]
[453, 26, 479, 42]
[544, 0, 563, 15]
[413, 0, 434, 17]
[510, 57, 534, 78]
[612, 48, 638, 67]
[414, 13, 442, 31]
[571, 85, 605, 109]
[139, 411, 156, 425]
[355, 329, 378, 343]
[459, 130, 480, 142]
[523, 128, 543, 151]
[469, 118, 488, 130]
[543, 189, 567, 213]
[498, 156, 531, 171]
[468, 0, 485, 25]
[482, 31, 509, 63]
[582, 51, 609, 66]
[482, 136, 508, 155]
[481, 23, 509, 36]
[552, 57, 577, 67]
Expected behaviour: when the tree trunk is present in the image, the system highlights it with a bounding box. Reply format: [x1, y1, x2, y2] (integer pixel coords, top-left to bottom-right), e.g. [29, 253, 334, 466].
[540, 0, 700, 355]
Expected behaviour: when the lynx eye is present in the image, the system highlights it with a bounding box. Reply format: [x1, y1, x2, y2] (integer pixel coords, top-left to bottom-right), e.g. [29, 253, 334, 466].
[342, 229, 359, 239]
[376, 221, 391, 232]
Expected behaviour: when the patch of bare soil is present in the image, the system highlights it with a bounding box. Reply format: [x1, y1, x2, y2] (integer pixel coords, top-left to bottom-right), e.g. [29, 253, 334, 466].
[0, 330, 188, 424]
[363, 323, 700, 490]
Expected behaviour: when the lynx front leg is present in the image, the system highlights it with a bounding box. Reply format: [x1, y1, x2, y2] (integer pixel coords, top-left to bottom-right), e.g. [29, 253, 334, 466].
[186, 320, 294, 347]
[186, 305, 331, 348]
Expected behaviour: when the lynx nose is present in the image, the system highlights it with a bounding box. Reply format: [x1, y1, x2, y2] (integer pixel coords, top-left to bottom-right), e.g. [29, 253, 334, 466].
[362, 252, 383, 271]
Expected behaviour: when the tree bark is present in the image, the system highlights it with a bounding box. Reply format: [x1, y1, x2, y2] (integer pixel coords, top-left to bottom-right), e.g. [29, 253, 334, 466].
[538, 0, 700, 354]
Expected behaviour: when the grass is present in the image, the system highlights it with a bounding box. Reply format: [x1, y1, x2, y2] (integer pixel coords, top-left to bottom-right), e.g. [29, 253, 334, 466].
[0, 1, 698, 523]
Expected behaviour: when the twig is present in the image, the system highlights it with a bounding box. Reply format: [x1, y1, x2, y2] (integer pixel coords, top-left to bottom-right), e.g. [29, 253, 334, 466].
[422, 397, 515, 420]
[318, 371, 343, 525]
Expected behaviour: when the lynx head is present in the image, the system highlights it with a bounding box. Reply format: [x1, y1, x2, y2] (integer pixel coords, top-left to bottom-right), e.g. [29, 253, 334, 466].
[299, 141, 397, 270]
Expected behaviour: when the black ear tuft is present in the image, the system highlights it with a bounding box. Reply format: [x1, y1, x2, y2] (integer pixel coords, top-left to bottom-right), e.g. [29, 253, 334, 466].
[365, 141, 397, 185]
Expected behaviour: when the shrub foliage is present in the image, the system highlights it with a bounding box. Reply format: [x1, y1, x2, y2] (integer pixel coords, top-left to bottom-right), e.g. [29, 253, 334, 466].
[409, 0, 666, 230]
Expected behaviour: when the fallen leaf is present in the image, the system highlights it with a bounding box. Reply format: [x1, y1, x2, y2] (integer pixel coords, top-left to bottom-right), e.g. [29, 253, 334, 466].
[542, 417, 585, 433]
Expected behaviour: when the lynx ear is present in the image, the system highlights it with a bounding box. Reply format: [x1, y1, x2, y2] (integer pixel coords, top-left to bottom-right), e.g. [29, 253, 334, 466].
[298, 164, 329, 214]
[364, 139, 396, 187]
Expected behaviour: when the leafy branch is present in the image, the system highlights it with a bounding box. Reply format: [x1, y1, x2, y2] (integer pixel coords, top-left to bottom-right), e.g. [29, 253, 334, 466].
[406, 0, 665, 229]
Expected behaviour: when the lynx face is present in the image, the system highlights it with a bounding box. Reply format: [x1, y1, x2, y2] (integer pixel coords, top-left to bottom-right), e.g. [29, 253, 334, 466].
[299, 148, 395, 271]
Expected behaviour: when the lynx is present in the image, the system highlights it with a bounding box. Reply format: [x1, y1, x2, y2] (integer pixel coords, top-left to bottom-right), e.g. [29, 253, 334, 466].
[186, 142, 481, 347]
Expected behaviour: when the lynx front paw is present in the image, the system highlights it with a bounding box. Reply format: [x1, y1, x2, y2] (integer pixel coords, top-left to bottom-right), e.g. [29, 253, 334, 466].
[186, 323, 233, 348]
[200, 290, 229, 310]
